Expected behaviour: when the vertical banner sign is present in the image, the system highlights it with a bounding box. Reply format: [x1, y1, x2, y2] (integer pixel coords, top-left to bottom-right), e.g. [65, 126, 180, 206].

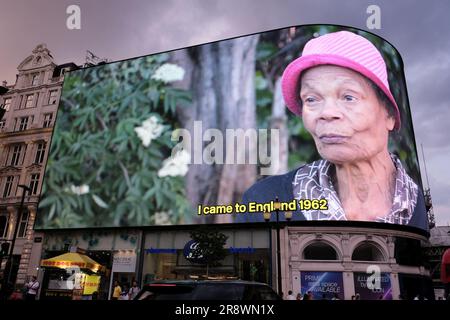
[300, 271, 344, 300]
[112, 251, 137, 273]
[353, 272, 392, 300]
[83, 275, 101, 295]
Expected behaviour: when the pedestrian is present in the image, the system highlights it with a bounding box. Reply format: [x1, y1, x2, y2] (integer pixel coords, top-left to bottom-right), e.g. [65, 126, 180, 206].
[286, 290, 296, 300]
[112, 281, 122, 300]
[119, 283, 130, 300]
[128, 280, 141, 300]
[24, 276, 40, 300]
[296, 293, 303, 300]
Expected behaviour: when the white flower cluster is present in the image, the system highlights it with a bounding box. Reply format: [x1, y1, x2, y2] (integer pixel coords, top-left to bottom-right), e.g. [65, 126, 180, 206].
[157, 150, 190, 178]
[151, 63, 185, 83]
[134, 116, 164, 147]
[70, 184, 90, 196]
[154, 211, 172, 225]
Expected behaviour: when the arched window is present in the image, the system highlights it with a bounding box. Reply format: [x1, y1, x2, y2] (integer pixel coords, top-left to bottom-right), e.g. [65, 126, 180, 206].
[303, 242, 338, 260]
[352, 242, 385, 261]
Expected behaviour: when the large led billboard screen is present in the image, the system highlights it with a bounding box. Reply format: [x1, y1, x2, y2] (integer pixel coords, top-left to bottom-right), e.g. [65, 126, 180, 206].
[36, 24, 428, 231]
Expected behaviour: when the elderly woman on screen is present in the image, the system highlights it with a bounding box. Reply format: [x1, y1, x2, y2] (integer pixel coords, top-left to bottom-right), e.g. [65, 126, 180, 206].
[239, 31, 427, 230]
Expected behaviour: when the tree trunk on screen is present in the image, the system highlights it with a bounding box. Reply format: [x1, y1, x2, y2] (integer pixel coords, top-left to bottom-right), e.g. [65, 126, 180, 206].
[171, 35, 259, 224]
[269, 77, 289, 175]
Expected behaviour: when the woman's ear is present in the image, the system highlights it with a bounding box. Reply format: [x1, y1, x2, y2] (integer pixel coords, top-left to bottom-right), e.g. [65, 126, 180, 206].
[386, 114, 396, 131]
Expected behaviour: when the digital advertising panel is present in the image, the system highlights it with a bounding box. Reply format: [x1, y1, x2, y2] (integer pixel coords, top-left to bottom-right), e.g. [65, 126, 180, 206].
[36, 24, 427, 231]
[353, 272, 393, 300]
[300, 271, 344, 300]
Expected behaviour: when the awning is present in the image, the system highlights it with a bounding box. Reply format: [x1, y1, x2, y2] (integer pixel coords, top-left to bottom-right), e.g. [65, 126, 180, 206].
[41, 252, 103, 273]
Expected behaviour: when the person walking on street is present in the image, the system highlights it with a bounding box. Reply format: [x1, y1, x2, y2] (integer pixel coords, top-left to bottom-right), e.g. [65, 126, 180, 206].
[25, 276, 40, 300]
[128, 281, 141, 300]
[112, 281, 122, 300]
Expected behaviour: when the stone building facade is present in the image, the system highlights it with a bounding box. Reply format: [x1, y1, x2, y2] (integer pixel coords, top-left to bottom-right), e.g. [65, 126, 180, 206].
[278, 225, 432, 300]
[0, 44, 76, 286]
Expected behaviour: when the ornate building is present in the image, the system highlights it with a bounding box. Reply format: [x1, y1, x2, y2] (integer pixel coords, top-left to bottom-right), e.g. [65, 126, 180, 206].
[278, 223, 433, 300]
[0, 44, 77, 286]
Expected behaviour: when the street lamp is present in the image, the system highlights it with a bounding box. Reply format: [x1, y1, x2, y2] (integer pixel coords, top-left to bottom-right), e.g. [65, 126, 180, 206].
[263, 197, 292, 297]
[2, 184, 31, 297]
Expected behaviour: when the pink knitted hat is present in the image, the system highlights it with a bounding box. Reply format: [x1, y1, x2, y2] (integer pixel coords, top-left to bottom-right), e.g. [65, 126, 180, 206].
[281, 31, 401, 130]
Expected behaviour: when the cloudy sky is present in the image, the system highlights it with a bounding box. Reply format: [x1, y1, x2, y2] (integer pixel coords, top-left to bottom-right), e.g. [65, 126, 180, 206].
[1, 0, 449, 226]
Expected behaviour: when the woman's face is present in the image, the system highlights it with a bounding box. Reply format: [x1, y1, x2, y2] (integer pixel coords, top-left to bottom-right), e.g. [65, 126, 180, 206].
[300, 65, 395, 164]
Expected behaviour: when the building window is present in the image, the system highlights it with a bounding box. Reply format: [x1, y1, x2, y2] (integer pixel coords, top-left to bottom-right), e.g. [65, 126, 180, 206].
[29, 174, 40, 195]
[303, 242, 338, 260]
[0, 214, 8, 238]
[18, 95, 23, 109]
[0, 119, 5, 130]
[25, 94, 34, 108]
[10, 144, 23, 166]
[43, 113, 53, 128]
[32, 74, 39, 86]
[48, 90, 58, 105]
[3, 176, 15, 198]
[352, 242, 385, 262]
[3, 97, 11, 111]
[35, 142, 46, 164]
[17, 208, 30, 238]
[16, 116, 30, 131]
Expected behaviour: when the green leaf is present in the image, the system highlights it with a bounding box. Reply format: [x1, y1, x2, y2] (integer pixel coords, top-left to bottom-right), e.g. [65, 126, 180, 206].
[92, 194, 109, 209]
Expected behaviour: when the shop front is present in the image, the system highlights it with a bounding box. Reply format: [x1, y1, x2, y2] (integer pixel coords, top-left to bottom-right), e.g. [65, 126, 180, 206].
[37, 229, 141, 300]
[141, 228, 271, 284]
[283, 225, 431, 300]
[37, 227, 270, 299]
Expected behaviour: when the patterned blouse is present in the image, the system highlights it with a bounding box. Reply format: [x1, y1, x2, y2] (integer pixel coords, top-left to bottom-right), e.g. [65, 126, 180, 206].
[292, 155, 418, 225]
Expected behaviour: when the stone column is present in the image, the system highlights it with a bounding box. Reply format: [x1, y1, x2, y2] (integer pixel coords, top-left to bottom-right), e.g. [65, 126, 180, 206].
[11, 92, 19, 111]
[40, 88, 47, 107]
[342, 234, 355, 300]
[25, 140, 36, 167]
[343, 271, 355, 300]
[280, 227, 290, 297]
[33, 92, 39, 109]
[390, 272, 401, 300]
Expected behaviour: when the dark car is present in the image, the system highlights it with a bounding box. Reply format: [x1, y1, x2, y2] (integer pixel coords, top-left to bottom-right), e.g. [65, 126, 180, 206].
[133, 280, 281, 300]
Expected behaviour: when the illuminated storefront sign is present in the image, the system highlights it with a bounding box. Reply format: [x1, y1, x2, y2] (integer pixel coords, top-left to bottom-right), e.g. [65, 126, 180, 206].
[145, 246, 256, 254]
[112, 251, 137, 273]
[145, 248, 177, 254]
